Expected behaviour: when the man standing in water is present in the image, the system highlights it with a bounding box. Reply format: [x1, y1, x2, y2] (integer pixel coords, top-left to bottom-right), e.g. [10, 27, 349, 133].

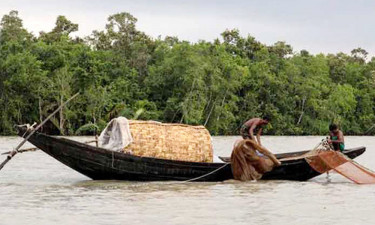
[328, 123, 345, 152]
[240, 116, 271, 146]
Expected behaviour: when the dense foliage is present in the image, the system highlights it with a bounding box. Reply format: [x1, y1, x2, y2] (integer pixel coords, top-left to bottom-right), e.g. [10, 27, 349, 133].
[1, 11, 374, 135]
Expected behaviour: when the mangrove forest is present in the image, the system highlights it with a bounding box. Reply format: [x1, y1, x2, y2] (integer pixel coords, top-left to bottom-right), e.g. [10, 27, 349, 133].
[1, 11, 375, 135]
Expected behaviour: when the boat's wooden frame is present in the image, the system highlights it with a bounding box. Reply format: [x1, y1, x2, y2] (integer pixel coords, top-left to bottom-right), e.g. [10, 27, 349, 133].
[19, 128, 365, 182]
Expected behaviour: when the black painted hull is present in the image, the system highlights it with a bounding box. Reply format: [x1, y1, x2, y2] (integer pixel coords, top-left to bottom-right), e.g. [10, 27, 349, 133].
[19, 129, 365, 182]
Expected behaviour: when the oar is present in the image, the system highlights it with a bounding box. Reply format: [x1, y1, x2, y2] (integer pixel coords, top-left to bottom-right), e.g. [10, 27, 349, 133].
[0, 93, 79, 171]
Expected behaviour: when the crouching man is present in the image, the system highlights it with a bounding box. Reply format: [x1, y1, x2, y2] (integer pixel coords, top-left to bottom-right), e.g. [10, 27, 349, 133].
[231, 139, 281, 181]
[328, 123, 345, 152]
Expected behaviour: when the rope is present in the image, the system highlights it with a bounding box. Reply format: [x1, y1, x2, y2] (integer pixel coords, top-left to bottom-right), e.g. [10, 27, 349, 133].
[178, 162, 230, 183]
[111, 151, 115, 169]
[79, 150, 228, 183]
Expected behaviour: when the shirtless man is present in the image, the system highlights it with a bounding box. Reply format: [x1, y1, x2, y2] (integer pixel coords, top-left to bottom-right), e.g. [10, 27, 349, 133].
[240, 116, 270, 146]
[328, 123, 345, 152]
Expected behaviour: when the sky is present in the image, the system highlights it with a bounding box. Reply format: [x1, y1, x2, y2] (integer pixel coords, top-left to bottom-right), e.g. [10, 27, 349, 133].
[0, 0, 374, 56]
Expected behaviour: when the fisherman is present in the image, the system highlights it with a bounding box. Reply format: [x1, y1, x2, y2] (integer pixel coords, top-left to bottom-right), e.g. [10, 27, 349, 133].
[231, 139, 281, 181]
[240, 116, 271, 146]
[328, 123, 345, 152]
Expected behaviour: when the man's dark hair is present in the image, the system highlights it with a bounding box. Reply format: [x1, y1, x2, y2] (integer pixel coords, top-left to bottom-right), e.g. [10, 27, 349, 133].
[329, 123, 338, 131]
[262, 115, 271, 121]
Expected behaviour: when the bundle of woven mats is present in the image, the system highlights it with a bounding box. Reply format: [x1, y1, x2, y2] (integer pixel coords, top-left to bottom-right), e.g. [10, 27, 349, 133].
[123, 120, 213, 162]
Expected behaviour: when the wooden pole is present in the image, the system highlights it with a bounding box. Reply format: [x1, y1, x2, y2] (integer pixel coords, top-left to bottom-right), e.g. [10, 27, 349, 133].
[1, 147, 38, 155]
[0, 92, 79, 171]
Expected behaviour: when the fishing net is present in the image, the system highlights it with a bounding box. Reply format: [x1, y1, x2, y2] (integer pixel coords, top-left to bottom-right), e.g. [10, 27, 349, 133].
[308, 150, 375, 184]
[230, 139, 279, 181]
[123, 120, 213, 162]
[283, 139, 375, 184]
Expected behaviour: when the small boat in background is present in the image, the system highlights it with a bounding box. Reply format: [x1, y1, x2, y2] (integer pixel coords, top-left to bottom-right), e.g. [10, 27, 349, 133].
[17, 127, 365, 182]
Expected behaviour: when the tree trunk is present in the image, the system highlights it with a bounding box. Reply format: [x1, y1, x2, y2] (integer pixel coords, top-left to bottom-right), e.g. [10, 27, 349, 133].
[38, 97, 43, 132]
[59, 94, 64, 134]
[204, 100, 216, 126]
[216, 89, 228, 122]
[297, 96, 306, 125]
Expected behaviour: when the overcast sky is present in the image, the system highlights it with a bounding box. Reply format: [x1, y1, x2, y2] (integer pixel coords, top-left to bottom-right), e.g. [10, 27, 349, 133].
[0, 0, 374, 56]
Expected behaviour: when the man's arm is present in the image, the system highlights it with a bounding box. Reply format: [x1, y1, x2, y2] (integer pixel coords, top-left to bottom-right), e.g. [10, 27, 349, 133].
[329, 132, 344, 144]
[251, 140, 281, 166]
[256, 127, 262, 146]
[328, 132, 335, 143]
[336, 131, 344, 143]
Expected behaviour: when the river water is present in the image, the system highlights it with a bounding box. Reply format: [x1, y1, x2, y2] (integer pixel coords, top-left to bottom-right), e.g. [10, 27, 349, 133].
[0, 136, 374, 225]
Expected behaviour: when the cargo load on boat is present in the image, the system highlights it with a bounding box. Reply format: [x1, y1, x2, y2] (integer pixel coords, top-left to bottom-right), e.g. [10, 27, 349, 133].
[124, 120, 213, 162]
[99, 117, 213, 163]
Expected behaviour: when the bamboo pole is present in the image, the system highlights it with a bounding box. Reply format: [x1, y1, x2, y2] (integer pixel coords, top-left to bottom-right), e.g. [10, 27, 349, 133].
[2, 139, 97, 155]
[0, 93, 79, 171]
[1, 147, 38, 155]
[84, 138, 99, 147]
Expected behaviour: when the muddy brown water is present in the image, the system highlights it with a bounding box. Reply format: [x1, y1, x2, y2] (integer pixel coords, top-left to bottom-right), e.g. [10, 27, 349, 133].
[0, 136, 374, 225]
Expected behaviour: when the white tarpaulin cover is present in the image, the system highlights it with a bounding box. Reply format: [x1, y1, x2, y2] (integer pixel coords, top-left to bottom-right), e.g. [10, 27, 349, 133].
[98, 117, 133, 151]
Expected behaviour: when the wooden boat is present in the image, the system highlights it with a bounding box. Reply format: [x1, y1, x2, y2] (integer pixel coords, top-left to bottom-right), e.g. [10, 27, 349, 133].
[18, 128, 365, 182]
